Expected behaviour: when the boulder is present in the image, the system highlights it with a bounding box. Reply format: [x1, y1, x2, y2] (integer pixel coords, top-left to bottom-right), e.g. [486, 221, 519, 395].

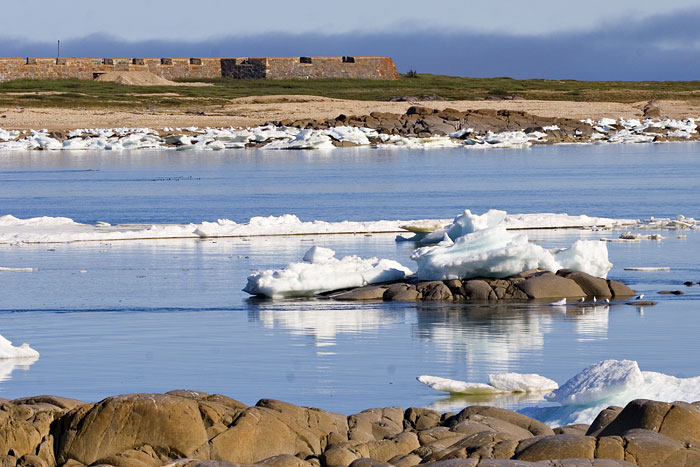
[404, 407, 442, 431]
[462, 280, 494, 300]
[556, 270, 611, 297]
[446, 407, 554, 437]
[585, 406, 623, 437]
[553, 424, 590, 436]
[514, 434, 596, 462]
[348, 407, 404, 443]
[517, 274, 585, 299]
[416, 282, 453, 301]
[383, 284, 420, 301]
[332, 286, 387, 301]
[607, 280, 635, 297]
[598, 399, 700, 443]
[55, 394, 209, 466]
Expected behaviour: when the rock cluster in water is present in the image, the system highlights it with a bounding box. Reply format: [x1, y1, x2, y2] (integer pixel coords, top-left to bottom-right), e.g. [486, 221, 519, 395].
[328, 269, 634, 302]
[2, 393, 699, 467]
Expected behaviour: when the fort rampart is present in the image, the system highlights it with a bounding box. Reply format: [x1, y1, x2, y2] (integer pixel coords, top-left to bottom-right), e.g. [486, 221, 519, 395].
[0, 56, 399, 82]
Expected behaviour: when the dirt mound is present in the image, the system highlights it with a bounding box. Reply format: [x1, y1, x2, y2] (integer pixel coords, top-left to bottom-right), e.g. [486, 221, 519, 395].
[95, 71, 211, 87]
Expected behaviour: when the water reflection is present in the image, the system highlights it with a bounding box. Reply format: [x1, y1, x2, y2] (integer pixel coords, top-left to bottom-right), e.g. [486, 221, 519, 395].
[248, 301, 406, 344]
[425, 391, 552, 412]
[0, 356, 39, 383]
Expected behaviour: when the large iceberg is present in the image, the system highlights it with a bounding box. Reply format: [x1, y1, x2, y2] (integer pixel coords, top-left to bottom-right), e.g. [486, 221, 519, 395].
[243, 246, 413, 298]
[411, 210, 613, 280]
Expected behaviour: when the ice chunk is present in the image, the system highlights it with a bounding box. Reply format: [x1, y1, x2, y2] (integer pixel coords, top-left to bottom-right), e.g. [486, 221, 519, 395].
[243, 247, 413, 298]
[323, 126, 371, 145]
[546, 360, 644, 405]
[412, 224, 562, 280]
[411, 210, 613, 280]
[263, 129, 335, 150]
[0, 334, 40, 359]
[418, 373, 558, 395]
[555, 240, 613, 278]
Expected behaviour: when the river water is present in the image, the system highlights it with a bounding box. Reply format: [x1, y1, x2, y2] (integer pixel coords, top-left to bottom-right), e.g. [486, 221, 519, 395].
[1, 143, 699, 417]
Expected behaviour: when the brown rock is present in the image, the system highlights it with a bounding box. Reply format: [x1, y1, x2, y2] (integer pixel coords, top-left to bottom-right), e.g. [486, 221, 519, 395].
[463, 280, 494, 300]
[514, 434, 596, 462]
[598, 399, 672, 439]
[517, 274, 585, 299]
[404, 407, 442, 431]
[332, 286, 387, 301]
[595, 436, 625, 460]
[383, 284, 420, 301]
[621, 429, 686, 467]
[586, 406, 623, 437]
[55, 394, 209, 466]
[322, 447, 359, 467]
[364, 432, 420, 462]
[607, 280, 635, 297]
[416, 282, 453, 301]
[556, 270, 611, 298]
[553, 424, 590, 435]
[446, 407, 554, 437]
[348, 407, 404, 443]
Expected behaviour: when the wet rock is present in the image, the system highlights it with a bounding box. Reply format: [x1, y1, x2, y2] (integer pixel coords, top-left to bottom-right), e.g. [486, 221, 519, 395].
[462, 280, 494, 300]
[332, 286, 387, 301]
[416, 281, 453, 301]
[556, 270, 611, 297]
[684, 281, 697, 286]
[517, 274, 585, 299]
[606, 280, 635, 297]
[658, 290, 684, 295]
[383, 284, 420, 301]
[626, 301, 657, 306]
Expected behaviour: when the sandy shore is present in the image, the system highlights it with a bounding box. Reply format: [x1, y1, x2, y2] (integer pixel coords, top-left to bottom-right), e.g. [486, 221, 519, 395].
[1, 97, 699, 130]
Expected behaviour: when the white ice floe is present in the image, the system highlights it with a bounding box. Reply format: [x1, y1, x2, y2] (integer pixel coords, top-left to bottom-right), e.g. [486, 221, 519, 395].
[0, 333, 39, 359]
[422, 360, 700, 426]
[411, 210, 613, 280]
[418, 373, 559, 395]
[242, 246, 412, 298]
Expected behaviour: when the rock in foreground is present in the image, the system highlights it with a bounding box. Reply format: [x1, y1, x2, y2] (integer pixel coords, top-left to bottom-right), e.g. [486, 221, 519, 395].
[2, 393, 699, 467]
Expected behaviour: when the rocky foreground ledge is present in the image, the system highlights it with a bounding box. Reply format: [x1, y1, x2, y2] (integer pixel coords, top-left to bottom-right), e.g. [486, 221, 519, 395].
[326, 269, 635, 302]
[2, 392, 699, 467]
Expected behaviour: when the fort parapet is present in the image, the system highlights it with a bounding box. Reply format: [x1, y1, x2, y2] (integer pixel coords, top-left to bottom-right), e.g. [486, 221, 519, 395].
[0, 56, 400, 82]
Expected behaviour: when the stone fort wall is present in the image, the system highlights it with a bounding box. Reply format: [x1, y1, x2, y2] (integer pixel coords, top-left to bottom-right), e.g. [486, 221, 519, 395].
[0, 56, 399, 82]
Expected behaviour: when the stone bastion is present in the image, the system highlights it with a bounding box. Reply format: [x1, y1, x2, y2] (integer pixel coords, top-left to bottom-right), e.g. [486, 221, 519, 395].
[0, 56, 400, 82]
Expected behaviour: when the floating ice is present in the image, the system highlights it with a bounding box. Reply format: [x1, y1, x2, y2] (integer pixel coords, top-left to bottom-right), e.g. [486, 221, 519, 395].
[243, 246, 413, 298]
[0, 333, 39, 359]
[411, 210, 613, 280]
[418, 373, 558, 395]
[263, 129, 335, 150]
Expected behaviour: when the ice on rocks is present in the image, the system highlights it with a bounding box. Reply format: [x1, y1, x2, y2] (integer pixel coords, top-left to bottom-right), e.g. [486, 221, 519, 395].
[547, 360, 644, 405]
[0, 333, 39, 359]
[263, 129, 335, 150]
[243, 246, 413, 298]
[411, 209, 613, 280]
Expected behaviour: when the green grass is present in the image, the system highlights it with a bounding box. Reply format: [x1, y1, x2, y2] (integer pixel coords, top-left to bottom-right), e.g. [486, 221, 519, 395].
[0, 74, 699, 110]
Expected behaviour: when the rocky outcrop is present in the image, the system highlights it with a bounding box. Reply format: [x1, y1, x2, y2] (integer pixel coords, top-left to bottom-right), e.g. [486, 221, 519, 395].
[2, 395, 700, 467]
[328, 270, 634, 302]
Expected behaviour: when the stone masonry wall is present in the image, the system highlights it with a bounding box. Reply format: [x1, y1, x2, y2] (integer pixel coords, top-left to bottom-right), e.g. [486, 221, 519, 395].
[0, 56, 400, 82]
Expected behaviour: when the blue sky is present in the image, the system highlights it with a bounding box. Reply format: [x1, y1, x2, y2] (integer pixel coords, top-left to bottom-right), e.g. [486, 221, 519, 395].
[3, 1, 700, 80]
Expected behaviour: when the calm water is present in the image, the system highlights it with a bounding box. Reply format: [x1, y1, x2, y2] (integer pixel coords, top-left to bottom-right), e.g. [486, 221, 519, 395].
[1, 143, 699, 415]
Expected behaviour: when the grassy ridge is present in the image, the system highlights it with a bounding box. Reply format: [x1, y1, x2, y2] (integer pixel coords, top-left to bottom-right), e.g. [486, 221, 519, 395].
[0, 74, 699, 110]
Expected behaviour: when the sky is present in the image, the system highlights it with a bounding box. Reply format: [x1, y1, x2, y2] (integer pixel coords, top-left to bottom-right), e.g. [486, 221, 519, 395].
[3, 1, 700, 80]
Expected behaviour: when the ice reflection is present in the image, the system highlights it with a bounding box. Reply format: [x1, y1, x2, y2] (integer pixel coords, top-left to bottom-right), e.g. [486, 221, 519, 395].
[248, 301, 406, 344]
[425, 391, 552, 412]
[0, 356, 39, 383]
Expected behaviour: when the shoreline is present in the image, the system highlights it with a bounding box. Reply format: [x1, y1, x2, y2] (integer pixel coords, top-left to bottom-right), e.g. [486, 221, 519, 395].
[1, 104, 698, 151]
[2, 97, 700, 131]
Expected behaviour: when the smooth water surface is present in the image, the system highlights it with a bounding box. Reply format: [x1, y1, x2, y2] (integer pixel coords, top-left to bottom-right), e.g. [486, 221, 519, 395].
[1, 143, 699, 415]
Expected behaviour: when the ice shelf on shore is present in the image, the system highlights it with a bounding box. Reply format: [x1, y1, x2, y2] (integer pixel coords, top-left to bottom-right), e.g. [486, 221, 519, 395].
[243, 246, 412, 298]
[411, 210, 613, 280]
[0, 333, 39, 359]
[421, 359, 700, 426]
[0, 116, 697, 152]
